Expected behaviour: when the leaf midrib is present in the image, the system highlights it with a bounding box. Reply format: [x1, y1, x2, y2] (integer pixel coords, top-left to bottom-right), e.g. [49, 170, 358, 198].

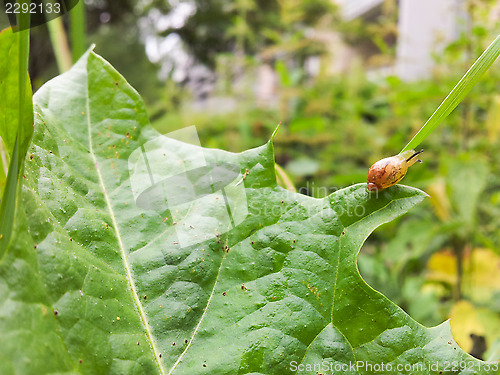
[85, 56, 166, 375]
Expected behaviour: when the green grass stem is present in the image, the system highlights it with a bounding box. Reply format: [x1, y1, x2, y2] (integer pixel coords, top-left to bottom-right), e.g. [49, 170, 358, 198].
[402, 34, 500, 152]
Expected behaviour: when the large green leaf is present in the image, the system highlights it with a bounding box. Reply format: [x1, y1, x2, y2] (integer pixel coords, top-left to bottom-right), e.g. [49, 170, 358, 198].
[0, 50, 495, 375]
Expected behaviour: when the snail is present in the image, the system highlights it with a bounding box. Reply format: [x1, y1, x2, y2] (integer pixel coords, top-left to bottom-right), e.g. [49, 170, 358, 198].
[366, 149, 423, 191]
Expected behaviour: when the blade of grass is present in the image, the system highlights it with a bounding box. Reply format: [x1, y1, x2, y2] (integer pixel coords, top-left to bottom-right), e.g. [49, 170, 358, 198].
[45, 6, 72, 72]
[275, 163, 296, 192]
[69, 0, 86, 62]
[17, 1, 30, 151]
[0, 3, 31, 260]
[0, 138, 20, 259]
[402, 34, 500, 152]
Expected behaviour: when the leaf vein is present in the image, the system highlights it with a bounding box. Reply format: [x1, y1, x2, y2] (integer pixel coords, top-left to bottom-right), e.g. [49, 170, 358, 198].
[84, 57, 166, 375]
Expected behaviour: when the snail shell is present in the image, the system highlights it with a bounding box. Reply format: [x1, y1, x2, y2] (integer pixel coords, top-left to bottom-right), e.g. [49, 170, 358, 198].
[367, 149, 423, 191]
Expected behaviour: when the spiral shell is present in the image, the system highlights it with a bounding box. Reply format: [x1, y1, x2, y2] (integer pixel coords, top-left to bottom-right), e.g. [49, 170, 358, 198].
[367, 149, 423, 191]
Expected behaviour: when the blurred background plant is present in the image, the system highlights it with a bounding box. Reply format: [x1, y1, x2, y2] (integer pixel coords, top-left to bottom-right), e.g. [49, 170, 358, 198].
[1, 0, 499, 362]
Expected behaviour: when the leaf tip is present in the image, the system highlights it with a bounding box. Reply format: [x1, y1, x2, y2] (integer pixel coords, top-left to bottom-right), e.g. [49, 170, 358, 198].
[270, 122, 281, 142]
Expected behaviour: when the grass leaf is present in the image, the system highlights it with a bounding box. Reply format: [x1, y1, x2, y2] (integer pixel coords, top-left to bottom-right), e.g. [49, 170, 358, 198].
[402, 34, 500, 152]
[70, 0, 86, 62]
[0, 11, 33, 260]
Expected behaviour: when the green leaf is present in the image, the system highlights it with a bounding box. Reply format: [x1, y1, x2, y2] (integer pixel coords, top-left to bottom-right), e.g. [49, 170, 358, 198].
[402, 34, 500, 152]
[69, 0, 87, 62]
[1, 50, 494, 374]
[0, 138, 7, 194]
[0, 27, 33, 160]
[0, 26, 34, 260]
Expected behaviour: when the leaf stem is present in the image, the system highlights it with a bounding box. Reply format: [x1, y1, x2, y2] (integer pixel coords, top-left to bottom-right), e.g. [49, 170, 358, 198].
[0, 1, 31, 260]
[275, 163, 296, 192]
[69, 0, 86, 62]
[46, 13, 72, 72]
[18, 1, 30, 134]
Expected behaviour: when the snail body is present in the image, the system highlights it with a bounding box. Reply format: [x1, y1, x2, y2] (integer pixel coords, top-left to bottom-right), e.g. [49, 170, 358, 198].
[366, 149, 423, 191]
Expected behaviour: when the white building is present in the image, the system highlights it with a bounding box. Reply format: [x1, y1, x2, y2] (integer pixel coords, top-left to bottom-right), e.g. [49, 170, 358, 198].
[337, 0, 465, 81]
